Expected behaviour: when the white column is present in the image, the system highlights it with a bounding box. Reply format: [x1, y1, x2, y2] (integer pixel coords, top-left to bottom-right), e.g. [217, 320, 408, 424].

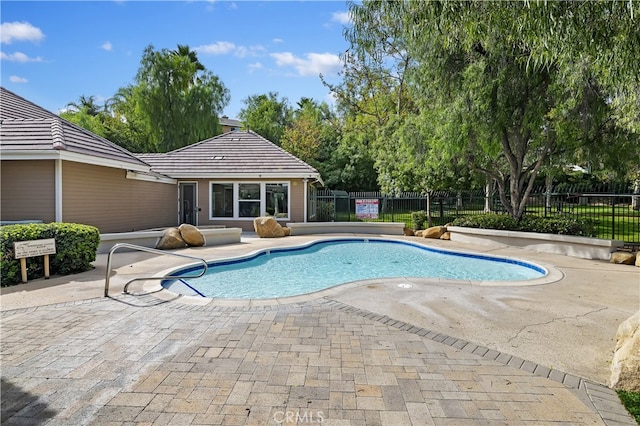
[303, 178, 308, 223]
[55, 159, 63, 222]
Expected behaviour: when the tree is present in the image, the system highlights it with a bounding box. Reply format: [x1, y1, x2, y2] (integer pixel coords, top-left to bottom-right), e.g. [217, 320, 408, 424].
[122, 44, 230, 152]
[340, 0, 639, 220]
[238, 92, 292, 145]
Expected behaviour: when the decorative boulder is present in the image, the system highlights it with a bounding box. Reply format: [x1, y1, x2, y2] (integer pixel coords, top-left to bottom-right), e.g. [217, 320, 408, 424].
[403, 227, 415, 236]
[156, 227, 187, 250]
[282, 226, 291, 236]
[610, 251, 636, 265]
[179, 224, 205, 247]
[610, 311, 640, 391]
[440, 231, 451, 240]
[422, 226, 446, 239]
[414, 230, 423, 237]
[253, 216, 285, 238]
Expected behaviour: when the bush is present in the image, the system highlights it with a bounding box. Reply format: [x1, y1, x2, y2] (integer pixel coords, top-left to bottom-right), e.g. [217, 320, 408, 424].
[451, 214, 597, 237]
[411, 210, 428, 230]
[0, 223, 100, 286]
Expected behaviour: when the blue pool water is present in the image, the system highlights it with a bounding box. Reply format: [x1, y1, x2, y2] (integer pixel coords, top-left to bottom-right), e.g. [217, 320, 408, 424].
[162, 238, 546, 299]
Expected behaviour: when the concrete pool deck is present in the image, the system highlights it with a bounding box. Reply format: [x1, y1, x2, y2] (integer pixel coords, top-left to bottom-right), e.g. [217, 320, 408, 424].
[1, 233, 638, 424]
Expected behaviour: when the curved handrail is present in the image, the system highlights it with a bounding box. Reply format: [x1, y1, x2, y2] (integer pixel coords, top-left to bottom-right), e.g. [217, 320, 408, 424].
[104, 243, 208, 297]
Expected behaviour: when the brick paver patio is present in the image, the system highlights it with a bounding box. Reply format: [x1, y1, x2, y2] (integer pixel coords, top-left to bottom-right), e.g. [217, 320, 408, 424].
[1, 292, 634, 425]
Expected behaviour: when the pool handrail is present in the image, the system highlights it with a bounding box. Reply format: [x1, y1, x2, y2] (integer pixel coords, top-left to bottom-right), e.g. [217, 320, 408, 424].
[104, 242, 208, 297]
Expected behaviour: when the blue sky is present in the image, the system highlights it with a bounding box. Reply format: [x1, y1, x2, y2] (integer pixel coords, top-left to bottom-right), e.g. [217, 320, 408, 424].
[1, 1, 351, 119]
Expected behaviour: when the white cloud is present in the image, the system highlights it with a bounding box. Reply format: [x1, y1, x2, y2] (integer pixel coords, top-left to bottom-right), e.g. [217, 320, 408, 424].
[270, 51, 341, 77]
[0, 21, 44, 44]
[101, 41, 113, 51]
[331, 11, 351, 25]
[0, 51, 43, 62]
[248, 62, 262, 74]
[272, 38, 284, 44]
[195, 41, 236, 55]
[9, 75, 28, 83]
[195, 41, 265, 58]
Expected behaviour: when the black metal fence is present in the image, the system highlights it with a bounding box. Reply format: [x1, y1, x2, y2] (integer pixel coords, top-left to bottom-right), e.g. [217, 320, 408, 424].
[308, 185, 640, 244]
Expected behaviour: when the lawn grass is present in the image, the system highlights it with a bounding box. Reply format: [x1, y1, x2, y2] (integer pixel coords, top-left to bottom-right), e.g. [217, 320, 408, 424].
[353, 205, 640, 243]
[617, 390, 640, 424]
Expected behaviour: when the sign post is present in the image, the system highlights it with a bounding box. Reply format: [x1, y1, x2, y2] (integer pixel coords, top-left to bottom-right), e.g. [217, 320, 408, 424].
[13, 239, 56, 283]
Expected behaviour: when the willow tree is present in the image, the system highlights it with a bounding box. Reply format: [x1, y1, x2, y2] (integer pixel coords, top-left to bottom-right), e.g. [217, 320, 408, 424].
[118, 44, 230, 152]
[344, 0, 639, 220]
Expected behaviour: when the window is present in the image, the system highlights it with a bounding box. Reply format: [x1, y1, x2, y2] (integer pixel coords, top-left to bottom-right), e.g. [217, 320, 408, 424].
[238, 183, 261, 218]
[211, 183, 234, 217]
[210, 182, 290, 220]
[266, 183, 289, 218]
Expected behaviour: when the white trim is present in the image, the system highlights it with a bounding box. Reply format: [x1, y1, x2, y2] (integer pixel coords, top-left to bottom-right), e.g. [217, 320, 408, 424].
[179, 181, 199, 226]
[1, 150, 150, 172]
[209, 181, 291, 221]
[166, 172, 320, 179]
[303, 178, 308, 223]
[55, 159, 63, 222]
[126, 171, 176, 184]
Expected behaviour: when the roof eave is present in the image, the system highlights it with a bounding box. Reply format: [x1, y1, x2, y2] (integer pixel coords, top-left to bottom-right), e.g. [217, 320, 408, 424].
[1, 150, 151, 172]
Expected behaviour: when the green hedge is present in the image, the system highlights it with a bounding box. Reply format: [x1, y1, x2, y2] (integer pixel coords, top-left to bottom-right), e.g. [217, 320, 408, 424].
[0, 223, 100, 286]
[451, 214, 597, 237]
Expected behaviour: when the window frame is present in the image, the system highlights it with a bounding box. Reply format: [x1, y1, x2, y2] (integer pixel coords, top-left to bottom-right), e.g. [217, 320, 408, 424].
[209, 181, 291, 221]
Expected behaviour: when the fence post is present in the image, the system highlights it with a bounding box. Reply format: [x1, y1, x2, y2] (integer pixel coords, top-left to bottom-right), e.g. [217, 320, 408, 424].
[611, 196, 615, 240]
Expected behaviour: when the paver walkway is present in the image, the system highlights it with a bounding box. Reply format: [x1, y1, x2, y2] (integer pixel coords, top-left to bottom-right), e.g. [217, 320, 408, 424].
[1, 292, 634, 425]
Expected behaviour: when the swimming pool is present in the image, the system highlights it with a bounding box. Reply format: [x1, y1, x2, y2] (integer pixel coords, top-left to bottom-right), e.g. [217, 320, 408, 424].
[162, 238, 547, 299]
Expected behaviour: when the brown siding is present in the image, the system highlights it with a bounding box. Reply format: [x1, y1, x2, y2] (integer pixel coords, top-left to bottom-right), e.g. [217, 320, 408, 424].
[62, 161, 177, 233]
[1, 160, 56, 223]
[194, 178, 308, 231]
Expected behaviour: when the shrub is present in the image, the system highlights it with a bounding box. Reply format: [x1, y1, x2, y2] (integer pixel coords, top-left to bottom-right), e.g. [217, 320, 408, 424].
[316, 201, 335, 221]
[451, 214, 597, 237]
[411, 210, 428, 230]
[0, 223, 100, 286]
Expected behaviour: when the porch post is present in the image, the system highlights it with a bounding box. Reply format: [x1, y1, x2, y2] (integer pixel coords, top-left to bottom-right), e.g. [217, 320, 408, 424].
[303, 178, 308, 223]
[55, 159, 63, 222]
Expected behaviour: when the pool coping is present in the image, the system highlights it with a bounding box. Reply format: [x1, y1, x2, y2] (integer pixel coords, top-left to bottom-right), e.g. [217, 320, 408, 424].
[143, 236, 565, 305]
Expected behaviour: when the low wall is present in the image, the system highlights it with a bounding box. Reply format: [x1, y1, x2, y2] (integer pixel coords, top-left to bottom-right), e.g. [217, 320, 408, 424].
[98, 227, 243, 254]
[447, 226, 624, 260]
[286, 222, 405, 236]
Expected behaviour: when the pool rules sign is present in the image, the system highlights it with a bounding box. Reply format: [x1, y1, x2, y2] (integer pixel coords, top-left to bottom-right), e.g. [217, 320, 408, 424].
[14, 238, 56, 283]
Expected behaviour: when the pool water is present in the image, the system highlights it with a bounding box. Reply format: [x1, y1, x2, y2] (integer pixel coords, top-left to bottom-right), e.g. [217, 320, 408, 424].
[162, 238, 546, 299]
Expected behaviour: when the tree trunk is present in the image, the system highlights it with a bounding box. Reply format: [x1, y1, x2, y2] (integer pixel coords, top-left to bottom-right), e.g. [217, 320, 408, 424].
[632, 178, 640, 211]
[426, 191, 433, 228]
[484, 178, 492, 213]
[545, 174, 553, 213]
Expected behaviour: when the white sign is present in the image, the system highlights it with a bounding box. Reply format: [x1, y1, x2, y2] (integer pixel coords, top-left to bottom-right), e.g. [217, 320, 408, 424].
[14, 239, 56, 259]
[355, 199, 379, 219]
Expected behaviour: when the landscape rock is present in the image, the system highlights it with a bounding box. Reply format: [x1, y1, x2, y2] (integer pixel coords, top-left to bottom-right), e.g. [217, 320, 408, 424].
[178, 224, 205, 247]
[440, 231, 451, 240]
[282, 226, 291, 236]
[253, 216, 286, 238]
[156, 227, 187, 250]
[415, 230, 423, 237]
[610, 251, 636, 265]
[610, 311, 640, 391]
[403, 227, 415, 236]
[422, 226, 446, 239]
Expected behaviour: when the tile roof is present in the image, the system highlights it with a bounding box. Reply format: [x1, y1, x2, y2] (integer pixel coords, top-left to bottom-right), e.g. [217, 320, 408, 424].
[0, 87, 149, 169]
[137, 130, 321, 180]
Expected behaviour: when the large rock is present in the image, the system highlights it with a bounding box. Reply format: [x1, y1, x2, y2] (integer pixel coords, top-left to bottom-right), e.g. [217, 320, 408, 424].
[253, 216, 286, 238]
[403, 227, 415, 236]
[179, 224, 205, 247]
[610, 251, 637, 265]
[156, 227, 187, 250]
[422, 226, 446, 239]
[610, 311, 640, 391]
